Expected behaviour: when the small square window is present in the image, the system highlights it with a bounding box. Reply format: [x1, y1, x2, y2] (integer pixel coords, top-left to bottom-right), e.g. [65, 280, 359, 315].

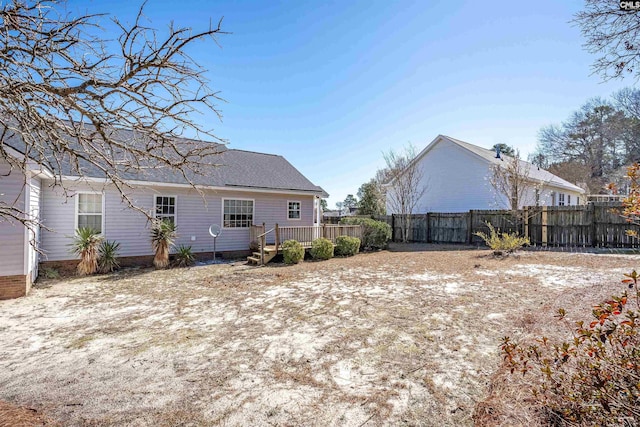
[155, 196, 176, 224]
[288, 201, 301, 220]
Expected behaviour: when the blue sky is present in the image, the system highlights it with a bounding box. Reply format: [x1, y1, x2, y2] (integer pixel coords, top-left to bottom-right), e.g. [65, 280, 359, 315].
[69, 0, 631, 207]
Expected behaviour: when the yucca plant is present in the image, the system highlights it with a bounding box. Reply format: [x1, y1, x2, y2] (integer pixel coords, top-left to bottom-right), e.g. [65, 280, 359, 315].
[150, 219, 177, 269]
[69, 227, 104, 275]
[173, 244, 195, 267]
[98, 240, 121, 273]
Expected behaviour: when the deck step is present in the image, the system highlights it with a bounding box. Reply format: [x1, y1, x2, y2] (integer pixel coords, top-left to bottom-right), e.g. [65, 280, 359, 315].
[247, 256, 261, 264]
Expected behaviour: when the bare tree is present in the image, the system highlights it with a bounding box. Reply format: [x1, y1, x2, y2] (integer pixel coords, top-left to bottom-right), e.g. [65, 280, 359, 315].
[384, 144, 427, 242]
[0, 0, 227, 228]
[489, 150, 537, 212]
[574, 1, 640, 81]
[489, 150, 552, 234]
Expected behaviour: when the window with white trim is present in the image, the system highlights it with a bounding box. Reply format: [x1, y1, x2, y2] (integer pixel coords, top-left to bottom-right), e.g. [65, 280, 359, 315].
[567, 194, 571, 205]
[288, 201, 301, 220]
[223, 199, 253, 228]
[155, 196, 176, 224]
[558, 193, 565, 206]
[76, 193, 103, 233]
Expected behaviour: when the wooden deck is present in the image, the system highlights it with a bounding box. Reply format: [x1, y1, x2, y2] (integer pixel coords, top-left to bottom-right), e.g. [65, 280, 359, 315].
[248, 224, 361, 265]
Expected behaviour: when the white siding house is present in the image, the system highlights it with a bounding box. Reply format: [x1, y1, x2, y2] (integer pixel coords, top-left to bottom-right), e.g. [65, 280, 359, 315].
[0, 154, 46, 298]
[0, 138, 327, 299]
[386, 135, 586, 214]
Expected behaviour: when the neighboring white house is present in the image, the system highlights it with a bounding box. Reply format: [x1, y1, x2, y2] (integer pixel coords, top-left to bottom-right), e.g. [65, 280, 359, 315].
[0, 136, 327, 299]
[386, 135, 586, 214]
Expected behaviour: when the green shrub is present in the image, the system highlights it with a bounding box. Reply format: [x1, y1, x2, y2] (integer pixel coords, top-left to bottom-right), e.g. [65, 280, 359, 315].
[69, 227, 103, 275]
[474, 222, 529, 255]
[98, 240, 121, 273]
[339, 217, 391, 250]
[310, 237, 334, 260]
[335, 235, 360, 256]
[282, 240, 304, 264]
[41, 267, 60, 280]
[174, 244, 195, 267]
[502, 270, 640, 426]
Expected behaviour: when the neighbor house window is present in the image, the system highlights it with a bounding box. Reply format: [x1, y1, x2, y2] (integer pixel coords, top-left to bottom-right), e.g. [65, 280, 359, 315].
[155, 196, 176, 224]
[567, 194, 571, 205]
[558, 193, 565, 206]
[288, 201, 301, 220]
[577, 196, 580, 205]
[76, 192, 103, 233]
[223, 199, 253, 228]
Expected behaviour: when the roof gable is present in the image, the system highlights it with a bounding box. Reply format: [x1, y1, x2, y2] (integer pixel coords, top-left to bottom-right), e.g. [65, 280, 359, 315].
[409, 135, 585, 194]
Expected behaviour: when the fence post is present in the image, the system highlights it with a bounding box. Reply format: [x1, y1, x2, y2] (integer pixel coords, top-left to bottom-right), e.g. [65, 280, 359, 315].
[590, 203, 597, 247]
[426, 213, 431, 243]
[467, 210, 473, 244]
[391, 214, 396, 242]
[523, 207, 529, 240]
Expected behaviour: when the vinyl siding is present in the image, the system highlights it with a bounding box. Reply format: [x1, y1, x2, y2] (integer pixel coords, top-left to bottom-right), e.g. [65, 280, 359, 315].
[386, 138, 585, 213]
[0, 158, 26, 276]
[40, 181, 316, 261]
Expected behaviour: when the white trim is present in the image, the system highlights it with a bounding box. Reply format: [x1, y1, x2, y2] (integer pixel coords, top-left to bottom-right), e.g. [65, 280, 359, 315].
[153, 194, 178, 225]
[287, 200, 302, 221]
[74, 191, 105, 234]
[22, 169, 30, 276]
[57, 175, 325, 197]
[221, 197, 255, 229]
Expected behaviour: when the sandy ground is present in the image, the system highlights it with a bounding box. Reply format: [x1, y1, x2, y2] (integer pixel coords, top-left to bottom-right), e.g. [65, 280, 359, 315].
[0, 245, 637, 426]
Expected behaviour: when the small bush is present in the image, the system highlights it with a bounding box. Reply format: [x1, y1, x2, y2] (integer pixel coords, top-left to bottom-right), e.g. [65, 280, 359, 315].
[173, 244, 195, 267]
[339, 217, 391, 250]
[310, 237, 334, 260]
[282, 240, 304, 264]
[98, 240, 121, 273]
[41, 267, 60, 280]
[335, 235, 360, 256]
[502, 270, 640, 426]
[474, 222, 529, 255]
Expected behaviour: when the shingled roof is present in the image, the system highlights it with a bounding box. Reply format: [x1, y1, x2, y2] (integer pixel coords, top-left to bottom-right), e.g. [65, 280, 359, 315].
[3, 127, 327, 196]
[441, 135, 585, 193]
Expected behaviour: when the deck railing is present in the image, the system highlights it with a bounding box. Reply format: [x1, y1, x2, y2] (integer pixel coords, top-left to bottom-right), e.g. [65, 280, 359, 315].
[252, 224, 362, 249]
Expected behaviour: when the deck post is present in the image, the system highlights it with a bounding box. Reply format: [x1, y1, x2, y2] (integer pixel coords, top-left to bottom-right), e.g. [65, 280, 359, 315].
[275, 223, 280, 251]
[322, 223, 327, 239]
[541, 206, 548, 247]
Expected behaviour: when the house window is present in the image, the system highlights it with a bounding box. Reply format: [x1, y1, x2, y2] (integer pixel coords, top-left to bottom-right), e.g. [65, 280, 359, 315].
[155, 196, 176, 224]
[288, 201, 301, 220]
[535, 188, 540, 207]
[76, 193, 103, 233]
[558, 193, 565, 206]
[567, 194, 571, 205]
[223, 199, 253, 228]
[577, 196, 580, 205]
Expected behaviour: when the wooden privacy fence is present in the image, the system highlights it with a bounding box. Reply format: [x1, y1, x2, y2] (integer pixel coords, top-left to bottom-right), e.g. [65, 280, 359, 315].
[368, 203, 640, 248]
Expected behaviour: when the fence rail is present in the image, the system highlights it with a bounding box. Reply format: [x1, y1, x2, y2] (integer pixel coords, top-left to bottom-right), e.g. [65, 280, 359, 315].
[327, 203, 640, 248]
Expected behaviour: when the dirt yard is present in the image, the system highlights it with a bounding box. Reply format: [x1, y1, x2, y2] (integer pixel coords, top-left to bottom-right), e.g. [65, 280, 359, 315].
[0, 245, 637, 426]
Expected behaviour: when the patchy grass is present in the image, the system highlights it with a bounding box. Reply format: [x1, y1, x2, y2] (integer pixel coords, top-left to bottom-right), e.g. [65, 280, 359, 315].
[0, 245, 637, 426]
